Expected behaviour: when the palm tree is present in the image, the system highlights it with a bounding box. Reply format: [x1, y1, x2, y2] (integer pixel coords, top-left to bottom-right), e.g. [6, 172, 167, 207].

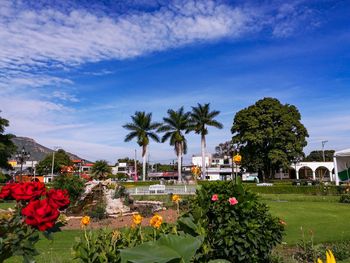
[91, 160, 112, 180]
[123, 111, 160, 181]
[158, 107, 190, 182]
[190, 103, 223, 179]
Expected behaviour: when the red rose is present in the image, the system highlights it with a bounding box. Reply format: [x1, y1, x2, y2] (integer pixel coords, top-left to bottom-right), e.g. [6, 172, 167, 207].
[46, 189, 70, 210]
[11, 182, 46, 201]
[0, 183, 15, 199]
[22, 199, 59, 231]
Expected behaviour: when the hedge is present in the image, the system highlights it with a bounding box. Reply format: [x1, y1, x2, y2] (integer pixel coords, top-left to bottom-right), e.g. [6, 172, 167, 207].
[245, 185, 345, 195]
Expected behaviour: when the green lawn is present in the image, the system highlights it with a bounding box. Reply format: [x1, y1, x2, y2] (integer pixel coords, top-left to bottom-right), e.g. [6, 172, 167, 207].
[265, 200, 350, 245]
[3, 194, 350, 262]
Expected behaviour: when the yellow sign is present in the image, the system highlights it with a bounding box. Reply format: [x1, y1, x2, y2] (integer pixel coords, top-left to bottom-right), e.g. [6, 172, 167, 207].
[8, 161, 17, 167]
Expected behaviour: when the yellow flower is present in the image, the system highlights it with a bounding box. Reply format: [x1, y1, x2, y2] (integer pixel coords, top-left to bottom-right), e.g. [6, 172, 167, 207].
[111, 230, 121, 241]
[233, 154, 242, 164]
[81, 216, 90, 226]
[317, 250, 336, 263]
[172, 194, 181, 203]
[150, 214, 163, 229]
[132, 213, 143, 225]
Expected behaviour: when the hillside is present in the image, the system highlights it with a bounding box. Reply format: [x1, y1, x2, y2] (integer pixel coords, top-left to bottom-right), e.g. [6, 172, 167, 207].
[11, 137, 84, 162]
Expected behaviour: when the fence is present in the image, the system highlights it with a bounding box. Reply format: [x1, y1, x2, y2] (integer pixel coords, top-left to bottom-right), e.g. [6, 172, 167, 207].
[126, 185, 197, 195]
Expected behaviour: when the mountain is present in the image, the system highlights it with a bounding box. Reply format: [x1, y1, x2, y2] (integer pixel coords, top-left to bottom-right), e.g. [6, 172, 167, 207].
[11, 137, 85, 162]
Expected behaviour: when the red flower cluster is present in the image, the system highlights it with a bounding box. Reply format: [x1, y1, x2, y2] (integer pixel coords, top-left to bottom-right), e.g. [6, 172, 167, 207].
[0, 182, 70, 231]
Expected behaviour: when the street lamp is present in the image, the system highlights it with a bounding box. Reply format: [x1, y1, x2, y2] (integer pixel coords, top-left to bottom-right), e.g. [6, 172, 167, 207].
[15, 147, 31, 182]
[322, 140, 328, 162]
[51, 146, 61, 179]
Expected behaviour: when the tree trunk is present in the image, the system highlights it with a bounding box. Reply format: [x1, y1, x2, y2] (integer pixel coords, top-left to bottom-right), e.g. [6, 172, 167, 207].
[201, 134, 206, 180]
[177, 145, 182, 182]
[142, 146, 147, 181]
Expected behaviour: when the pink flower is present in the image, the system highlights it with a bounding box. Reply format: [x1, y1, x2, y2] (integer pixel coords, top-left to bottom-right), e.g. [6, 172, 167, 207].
[228, 197, 238, 206]
[211, 194, 219, 201]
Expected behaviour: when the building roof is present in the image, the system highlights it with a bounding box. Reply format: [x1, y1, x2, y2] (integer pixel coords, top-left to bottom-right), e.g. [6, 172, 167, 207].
[334, 148, 350, 157]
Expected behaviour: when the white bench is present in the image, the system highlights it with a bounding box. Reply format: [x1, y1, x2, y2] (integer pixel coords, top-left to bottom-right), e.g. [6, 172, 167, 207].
[149, 184, 166, 194]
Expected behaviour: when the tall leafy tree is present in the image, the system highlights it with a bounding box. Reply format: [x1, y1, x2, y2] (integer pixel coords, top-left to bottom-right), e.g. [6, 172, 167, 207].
[91, 160, 112, 179]
[36, 149, 72, 175]
[190, 103, 223, 179]
[123, 111, 160, 181]
[213, 141, 234, 158]
[304, 150, 335, 162]
[0, 114, 16, 169]
[231, 97, 309, 180]
[158, 107, 190, 182]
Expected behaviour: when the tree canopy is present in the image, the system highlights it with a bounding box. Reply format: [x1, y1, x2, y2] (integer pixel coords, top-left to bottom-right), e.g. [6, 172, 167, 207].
[91, 160, 112, 179]
[36, 149, 72, 175]
[231, 97, 309, 179]
[0, 114, 16, 169]
[304, 150, 335, 162]
[213, 141, 234, 158]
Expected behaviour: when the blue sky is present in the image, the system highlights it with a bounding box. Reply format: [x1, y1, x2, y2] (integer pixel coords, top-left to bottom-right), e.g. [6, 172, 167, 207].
[1, 0, 349, 164]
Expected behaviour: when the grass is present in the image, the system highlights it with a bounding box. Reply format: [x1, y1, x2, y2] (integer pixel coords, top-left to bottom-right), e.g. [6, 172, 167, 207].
[265, 200, 350, 245]
[0, 201, 15, 209]
[3, 194, 350, 262]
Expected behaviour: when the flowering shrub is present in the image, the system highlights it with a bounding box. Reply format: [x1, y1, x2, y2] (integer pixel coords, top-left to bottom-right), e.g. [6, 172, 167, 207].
[179, 181, 284, 262]
[0, 182, 69, 262]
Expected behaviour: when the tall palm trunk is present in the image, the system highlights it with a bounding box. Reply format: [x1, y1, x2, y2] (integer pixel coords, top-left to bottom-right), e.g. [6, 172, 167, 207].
[201, 134, 206, 180]
[177, 144, 182, 182]
[142, 145, 147, 181]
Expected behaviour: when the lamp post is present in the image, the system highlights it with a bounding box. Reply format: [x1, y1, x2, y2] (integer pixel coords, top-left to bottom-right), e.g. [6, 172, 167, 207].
[232, 150, 242, 184]
[322, 140, 328, 162]
[15, 147, 31, 182]
[51, 146, 60, 180]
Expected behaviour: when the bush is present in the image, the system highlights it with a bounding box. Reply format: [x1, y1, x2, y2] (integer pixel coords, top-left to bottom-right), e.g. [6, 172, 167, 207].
[321, 241, 350, 261]
[339, 194, 350, 203]
[180, 181, 284, 262]
[246, 185, 341, 195]
[52, 175, 85, 204]
[0, 172, 11, 183]
[87, 203, 107, 220]
[113, 185, 127, 199]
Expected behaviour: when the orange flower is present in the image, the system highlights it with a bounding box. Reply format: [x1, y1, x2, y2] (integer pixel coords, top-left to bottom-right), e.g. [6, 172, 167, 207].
[81, 216, 90, 226]
[132, 213, 143, 225]
[172, 194, 180, 203]
[150, 214, 163, 229]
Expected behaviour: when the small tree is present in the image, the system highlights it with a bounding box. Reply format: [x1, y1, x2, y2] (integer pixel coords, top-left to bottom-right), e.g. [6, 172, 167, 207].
[231, 97, 308, 180]
[304, 150, 335, 162]
[0, 114, 16, 169]
[36, 149, 72, 175]
[91, 160, 112, 180]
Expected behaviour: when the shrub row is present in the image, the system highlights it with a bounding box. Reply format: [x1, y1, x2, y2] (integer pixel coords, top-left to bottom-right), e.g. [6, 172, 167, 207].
[246, 185, 346, 195]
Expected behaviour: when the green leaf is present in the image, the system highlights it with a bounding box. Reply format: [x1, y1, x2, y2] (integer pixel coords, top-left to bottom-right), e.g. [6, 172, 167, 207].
[208, 260, 231, 263]
[120, 234, 202, 263]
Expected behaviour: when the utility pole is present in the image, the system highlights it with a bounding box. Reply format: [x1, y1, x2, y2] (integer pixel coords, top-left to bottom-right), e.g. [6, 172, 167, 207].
[322, 140, 328, 162]
[134, 149, 137, 181]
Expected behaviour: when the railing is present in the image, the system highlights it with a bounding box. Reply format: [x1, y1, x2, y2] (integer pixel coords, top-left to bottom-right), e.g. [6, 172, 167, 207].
[126, 185, 197, 195]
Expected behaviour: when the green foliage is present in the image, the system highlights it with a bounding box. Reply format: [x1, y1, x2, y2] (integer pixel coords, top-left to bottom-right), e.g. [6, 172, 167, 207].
[113, 185, 127, 199]
[87, 204, 107, 220]
[0, 114, 16, 170]
[231, 97, 309, 179]
[213, 141, 234, 158]
[247, 185, 342, 195]
[120, 234, 203, 263]
[52, 174, 85, 204]
[0, 208, 40, 262]
[182, 181, 284, 262]
[339, 194, 350, 203]
[321, 241, 350, 261]
[0, 172, 11, 183]
[158, 107, 191, 181]
[91, 160, 112, 179]
[36, 149, 72, 175]
[304, 150, 335, 162]
[73, 229, 124, 263]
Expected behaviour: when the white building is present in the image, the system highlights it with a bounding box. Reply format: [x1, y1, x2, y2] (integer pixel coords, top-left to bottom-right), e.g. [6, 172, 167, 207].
[191, 154, 212, 167]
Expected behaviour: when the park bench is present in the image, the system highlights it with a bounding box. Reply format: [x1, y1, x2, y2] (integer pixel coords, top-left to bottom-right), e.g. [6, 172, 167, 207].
[149, 184, 166, 194]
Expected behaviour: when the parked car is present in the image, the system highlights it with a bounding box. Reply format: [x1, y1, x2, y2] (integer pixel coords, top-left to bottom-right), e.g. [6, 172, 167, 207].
[242, 173, 259, 183]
